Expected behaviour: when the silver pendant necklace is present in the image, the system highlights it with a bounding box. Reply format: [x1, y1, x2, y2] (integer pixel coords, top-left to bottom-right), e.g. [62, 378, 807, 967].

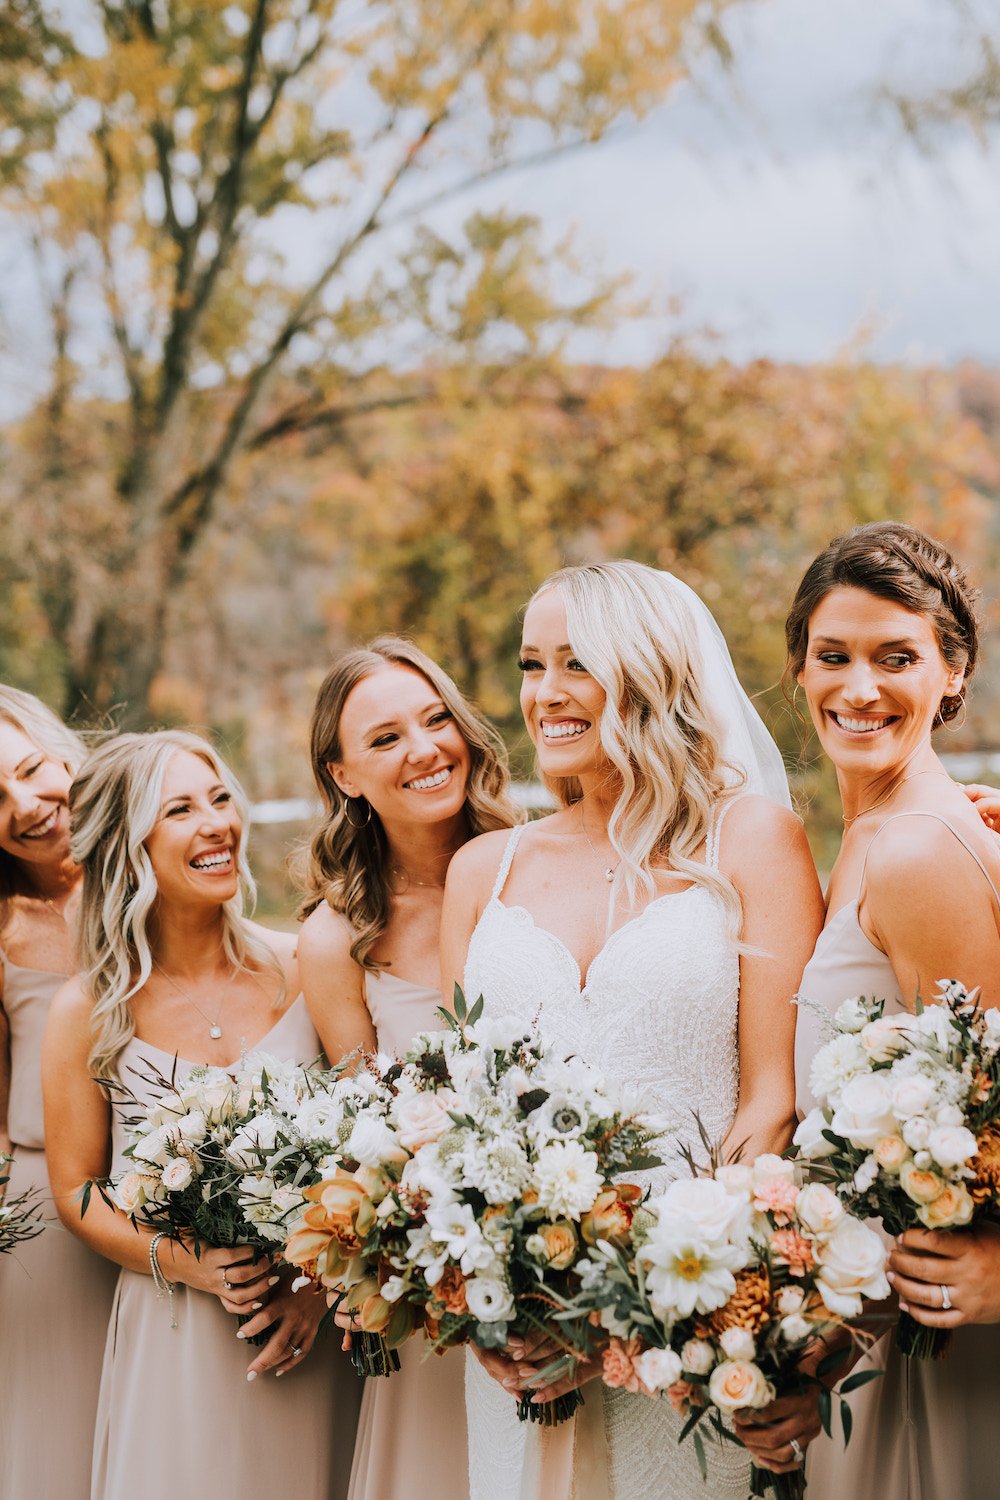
[578, 807, 619, 883]
[153, 961, 228, 1040]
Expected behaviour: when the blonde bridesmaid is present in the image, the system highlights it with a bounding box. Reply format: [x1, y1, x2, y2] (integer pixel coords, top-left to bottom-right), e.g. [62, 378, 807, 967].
[44, 730, 361, 1500]
[297, 638, 520, 1500]
[0, 686, 118, 1500]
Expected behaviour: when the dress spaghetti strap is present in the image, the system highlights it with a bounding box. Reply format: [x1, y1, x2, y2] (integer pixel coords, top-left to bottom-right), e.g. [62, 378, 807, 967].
[860, 810, 1000, 909]
[489, 824, 528, 902]
[706, 796, 741, 871]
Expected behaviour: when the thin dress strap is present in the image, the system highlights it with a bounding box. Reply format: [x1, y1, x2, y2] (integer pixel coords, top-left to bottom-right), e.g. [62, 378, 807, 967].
[489, 824, 528, 902]
[705, 797, 740, 871]
[860, 811, 1000, 909]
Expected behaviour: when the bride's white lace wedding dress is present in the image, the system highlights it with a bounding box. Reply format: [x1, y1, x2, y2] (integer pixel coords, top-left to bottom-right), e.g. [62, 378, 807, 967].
[463, 817, 752, 1500]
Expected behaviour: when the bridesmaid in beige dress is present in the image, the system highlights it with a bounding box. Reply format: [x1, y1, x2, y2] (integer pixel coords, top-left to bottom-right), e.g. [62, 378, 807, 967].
[43, 729, 361, 1500]
[296, 638, 520, 1500]
[736, 522, 1000, 1499]
[0, 687, 118, 1499]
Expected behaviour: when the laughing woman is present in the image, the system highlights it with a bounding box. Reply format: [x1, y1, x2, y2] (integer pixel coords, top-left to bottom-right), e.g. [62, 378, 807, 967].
[297, 637, 520, 1500]
[43, 730, 360, 1500]
[736, 523, 1000, 1498]
[0, 687, 118, 1500]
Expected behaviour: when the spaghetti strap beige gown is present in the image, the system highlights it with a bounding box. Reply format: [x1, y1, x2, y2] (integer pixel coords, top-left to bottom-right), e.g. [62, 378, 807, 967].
[346, 969, 470, 1500]
[0, 953, 119, 1499]
[794, 812, 1000, 1500]
[91, 995, 362, 1500]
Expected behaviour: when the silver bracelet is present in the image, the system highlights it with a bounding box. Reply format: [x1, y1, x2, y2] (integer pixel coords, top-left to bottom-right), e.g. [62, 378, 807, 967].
[149, 1231, 178, 1330]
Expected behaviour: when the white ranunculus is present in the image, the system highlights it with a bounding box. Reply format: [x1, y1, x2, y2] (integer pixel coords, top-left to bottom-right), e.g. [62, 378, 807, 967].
[161, 1157, 194, 1192]
[171, 1109, 207, 1145]
[933, 1103, 964, 1129]
[814, 1218, 890, 1318]
[394, 1091, 458, 1153]
[860, 1016, 909, 1063]
[681, 1338, 716, 1375]
[292, 1094, 344, 1144]
[776, 1286, 805, 1316]
[226, 1113, 283, 1170]
[465, 1015, 533, 1054]
[779, 1313, 814, 1343]
[532, 1141, 603, 1220]
[636, 1348, 683, 1392]
[465, 1275, 515, 1323]
[795, 1183, 844, 1236]
[830, 1075, 897, 1150]
[834, 996, 870, 1033]
[890, 1074, 938, 1120]
[709, 1360, 774, 1412]
[346, 1114, 409, 1168]
[719, 1326, 756, 1362]
[928, 1124, 978, 1171]
[902, 1116, 932, 1151]
[809, 1034, 868, 1105]
[793, 1108, 838, 1159]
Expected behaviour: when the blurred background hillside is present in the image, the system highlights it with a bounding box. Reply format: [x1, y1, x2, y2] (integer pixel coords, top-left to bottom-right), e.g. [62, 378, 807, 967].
[2, 0, 999, 913]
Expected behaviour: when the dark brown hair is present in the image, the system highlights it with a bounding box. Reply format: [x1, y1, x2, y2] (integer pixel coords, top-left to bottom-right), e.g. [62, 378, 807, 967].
[784, 521, 980, 725]
[297, 636, 520, 968]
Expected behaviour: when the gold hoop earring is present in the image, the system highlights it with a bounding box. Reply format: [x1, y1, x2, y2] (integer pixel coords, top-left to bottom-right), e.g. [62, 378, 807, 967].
[940, 695, 968, 731]
[344, 796, 372, 829]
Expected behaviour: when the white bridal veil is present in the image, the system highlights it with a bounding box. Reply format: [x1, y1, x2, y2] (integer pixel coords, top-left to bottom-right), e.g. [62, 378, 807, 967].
[663, 571, 793, 810]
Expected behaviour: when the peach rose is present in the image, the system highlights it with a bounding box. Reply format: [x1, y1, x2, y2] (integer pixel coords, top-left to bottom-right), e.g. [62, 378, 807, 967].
[900, 1161, 945, 1206]
[708, 1359, 774, 1412]
[538, 1220, 579, 1271]
[916, 1182, 975, 1230]
[874, 1135, 909, 1174]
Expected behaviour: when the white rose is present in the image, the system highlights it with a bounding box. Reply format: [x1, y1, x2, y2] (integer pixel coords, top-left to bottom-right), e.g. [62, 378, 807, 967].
[636, 1348, 683, 1392]
[795, 1183, 844, 1236]
[111, 1171, 151, 1214]
[719, 1327, 756, 1362]
[780, 1313, 814, 1343]
[709, 1360, 774, 1412]
[714, 1164, 754, 1195]
[793, 1108, 838, 1159]
[902, 1116, 931, 1151]
[131, 1125, 171, 1167]
[752, 1154, 796, 1188]
[928, 1124, 978, 1171]
[830, 1075, 897, 1150]
[776, 1286, 805, 1316]
[815, 1218, 890, 1318]
[346, 1114, 409, 1168]
[891, 1075, 938, 1120]
[162, 1158, 194, 1192]
[681, 1338, 716, 1376]
[656, 1178, 748, 1244]
[860, 1016, 908, 1063]
[933, 1104, 965, 1129]
[394, 1091, 459, 1153]
[834, 996, 871, 1033]
[465, 1276, 515, 1323]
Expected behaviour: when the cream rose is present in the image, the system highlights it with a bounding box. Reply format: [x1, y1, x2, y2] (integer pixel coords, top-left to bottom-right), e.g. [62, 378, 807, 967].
[830, 1075, 897, 1150]
[917, 1182, 975, 1230]
[162, 1158, 194, 1192]
[891, 1075, 938, 1120]
[708, 1360, 774, 1412]
[795, 1183, 844, 1237]
[900, 1160, 945, 1206]
[815, 1218, 890, 1318]
[874, 1135, 909, 1173]
[860, 1016, 908, 1063]
[719, 1327, 756, 1362]
[394, 1091, 458, 1153]
[681, 1338, 716, 1376]
[927, 1124, 978, 1171]
[636, 1348, 683, 1392]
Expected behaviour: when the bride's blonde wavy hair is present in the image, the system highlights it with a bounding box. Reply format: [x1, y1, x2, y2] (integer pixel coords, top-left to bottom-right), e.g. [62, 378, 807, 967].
[298, 636, 521, 969]
[530, 561, 746, 935]
[71, 730, 282, 1082]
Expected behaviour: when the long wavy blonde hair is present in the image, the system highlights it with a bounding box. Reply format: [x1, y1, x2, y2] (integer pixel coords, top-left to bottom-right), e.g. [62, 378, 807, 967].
[71, 730, 282, 1082]
[298, 637, 521, 969]
[530, 562, 746, 934]
[0, 685, 86, 937]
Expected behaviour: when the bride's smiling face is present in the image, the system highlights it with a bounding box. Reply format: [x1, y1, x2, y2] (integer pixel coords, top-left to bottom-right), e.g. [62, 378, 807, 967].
[519, 588, 610, 779]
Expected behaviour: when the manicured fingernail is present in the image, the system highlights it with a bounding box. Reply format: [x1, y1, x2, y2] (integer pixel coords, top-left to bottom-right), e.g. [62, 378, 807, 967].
[251, 1301, 263, 1309]
[899, 1301, 909, 1312]
[502, 1377, 518, 1390]
[267, 1276, 280, 1286]
[246, 1370, 257, 1382]
[886, 1271, 895, 1284]
[276, 1369, 285, 1378]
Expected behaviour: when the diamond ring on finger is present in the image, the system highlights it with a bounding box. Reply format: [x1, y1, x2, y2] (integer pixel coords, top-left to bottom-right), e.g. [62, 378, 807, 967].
[940, 1284, 953, 1311]
[790, 1438, 804, 1465]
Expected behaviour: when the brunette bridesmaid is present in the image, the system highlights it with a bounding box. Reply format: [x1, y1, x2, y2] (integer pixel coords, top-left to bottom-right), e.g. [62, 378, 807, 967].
[0, 686, 118, 1499]
[44, 730, 361, 1500]
[297, 638, 520, 1500]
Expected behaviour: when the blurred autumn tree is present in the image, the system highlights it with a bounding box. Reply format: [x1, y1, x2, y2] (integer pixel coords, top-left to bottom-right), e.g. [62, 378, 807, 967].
[1, 0, 739, 723]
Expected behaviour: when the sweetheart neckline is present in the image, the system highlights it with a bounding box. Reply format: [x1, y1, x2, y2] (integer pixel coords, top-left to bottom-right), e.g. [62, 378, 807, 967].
[489, 885, 703, 994]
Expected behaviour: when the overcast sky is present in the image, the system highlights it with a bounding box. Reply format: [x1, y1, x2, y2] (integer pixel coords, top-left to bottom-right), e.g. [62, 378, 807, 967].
[1, 0, 997, 418]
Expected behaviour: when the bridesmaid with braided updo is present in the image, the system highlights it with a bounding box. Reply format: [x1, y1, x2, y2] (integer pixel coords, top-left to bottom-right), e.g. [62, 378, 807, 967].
[738, 522, 1000, 1499]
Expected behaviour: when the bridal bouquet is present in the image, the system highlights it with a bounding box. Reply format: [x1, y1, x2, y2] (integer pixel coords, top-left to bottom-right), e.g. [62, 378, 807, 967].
[0, 1155, 44, 1255]
[794, 979, 1000, 1359]
[283, 989, 666, 1421]
[559, 1155, 889, 1499]
[92, 1050, 335, 1342]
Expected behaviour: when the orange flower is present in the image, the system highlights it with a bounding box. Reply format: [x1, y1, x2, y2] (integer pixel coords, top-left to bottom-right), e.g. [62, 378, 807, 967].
[602, 1337, 646, 1394]
[581, 1187, 638, 1249]
[667, 1379, 702, 1416]
[431, 1264, 469, 1316]
[770, 1228, 816, 1277]
[538, 1220, 579, 1270]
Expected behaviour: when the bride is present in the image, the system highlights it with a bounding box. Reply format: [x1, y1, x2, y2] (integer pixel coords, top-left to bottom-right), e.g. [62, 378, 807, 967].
[440, 561, 824, 1499]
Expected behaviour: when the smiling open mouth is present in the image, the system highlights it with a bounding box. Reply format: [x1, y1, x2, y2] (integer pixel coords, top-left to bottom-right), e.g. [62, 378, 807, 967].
[22, 807, 60, 839]
[541, 719, 590, 741]
[404, 767, 452, 791]
[828, 713, 898, 735]
[190, 849, 234, 871]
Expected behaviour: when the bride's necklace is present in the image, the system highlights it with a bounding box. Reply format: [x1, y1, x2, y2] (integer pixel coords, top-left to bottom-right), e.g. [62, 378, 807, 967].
[842, 768, 947, 826]
[579, 808, 620, 884]
[153, 960, 230, 1040]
